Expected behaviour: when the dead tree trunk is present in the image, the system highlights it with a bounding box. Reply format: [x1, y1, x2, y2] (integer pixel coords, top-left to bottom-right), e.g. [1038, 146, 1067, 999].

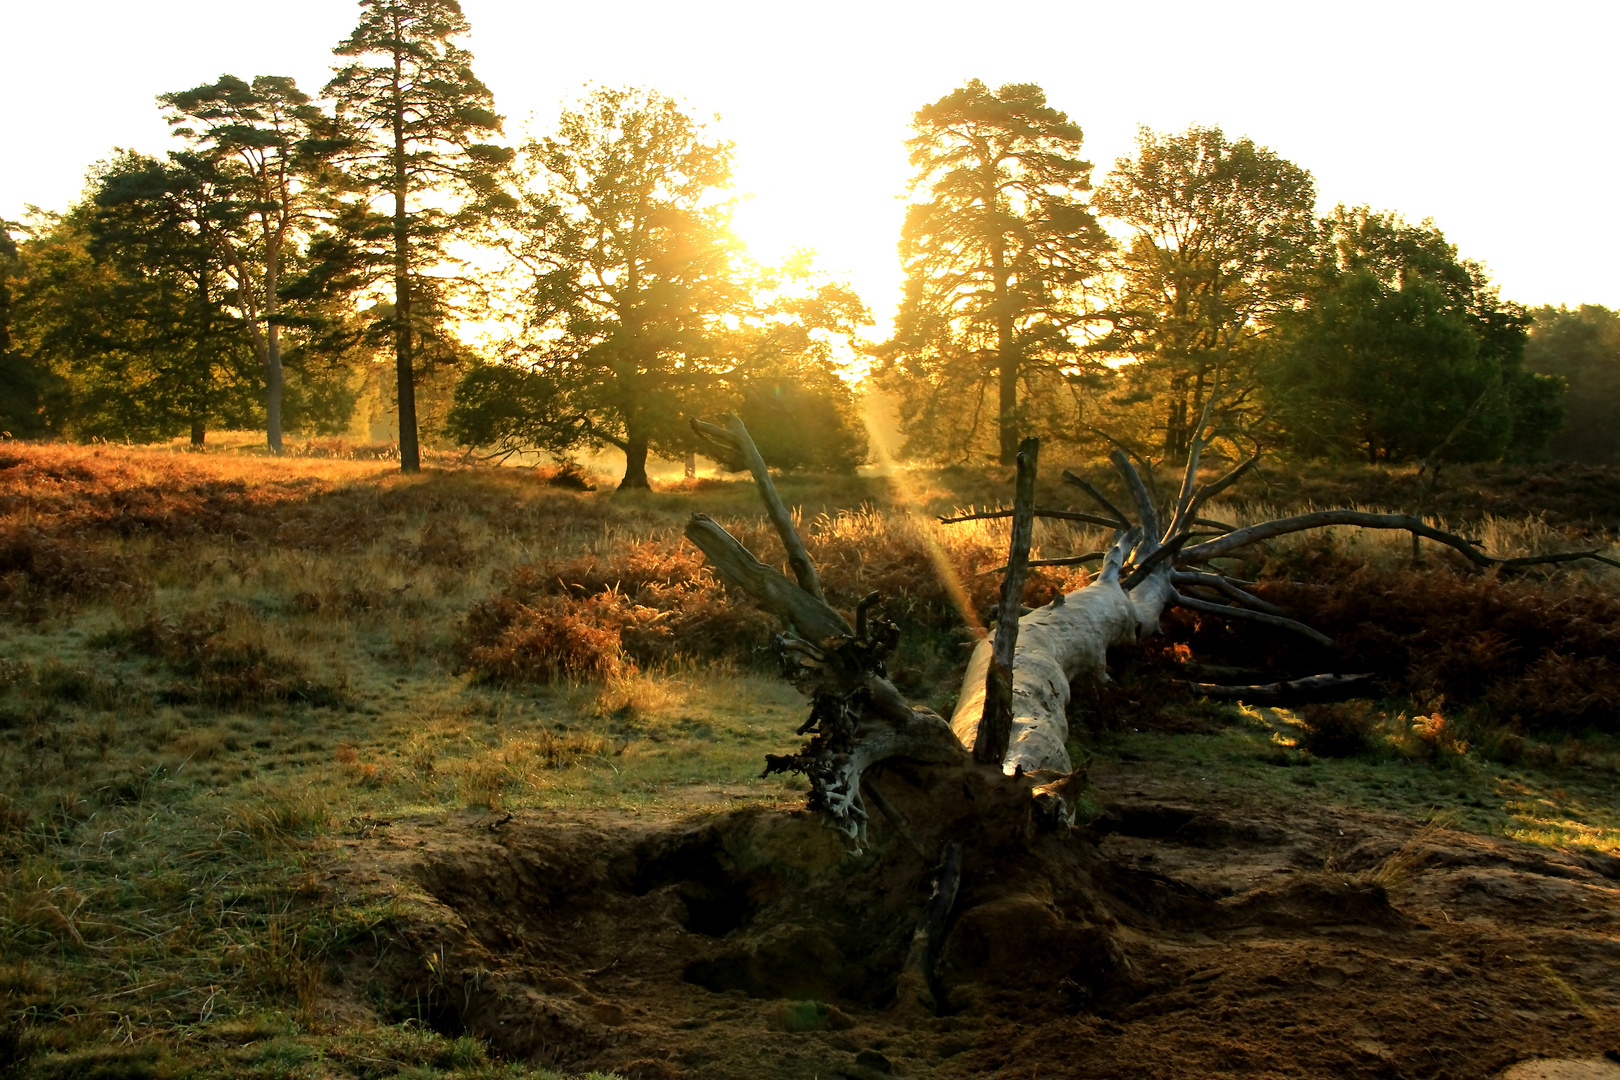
[685, 414, 1618, 837]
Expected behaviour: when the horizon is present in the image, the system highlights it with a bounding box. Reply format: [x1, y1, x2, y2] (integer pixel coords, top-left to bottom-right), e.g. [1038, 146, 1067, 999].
[6, 0, 1616, 332]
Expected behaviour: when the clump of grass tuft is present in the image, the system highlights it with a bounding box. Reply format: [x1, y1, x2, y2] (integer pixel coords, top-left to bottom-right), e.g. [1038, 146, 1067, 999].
[94, 608, 347, 708]
[1297, 702, 1377, 758]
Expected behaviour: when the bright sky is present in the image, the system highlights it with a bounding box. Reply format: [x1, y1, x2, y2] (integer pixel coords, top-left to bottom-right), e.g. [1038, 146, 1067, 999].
[5, 0, 1616, 335]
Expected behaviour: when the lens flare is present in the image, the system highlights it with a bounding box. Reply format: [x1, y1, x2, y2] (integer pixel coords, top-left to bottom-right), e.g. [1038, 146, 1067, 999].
[861, 389, 985, 637]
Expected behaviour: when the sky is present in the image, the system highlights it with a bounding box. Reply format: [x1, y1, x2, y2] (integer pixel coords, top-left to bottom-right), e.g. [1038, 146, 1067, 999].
[4, 0, 1616, 333]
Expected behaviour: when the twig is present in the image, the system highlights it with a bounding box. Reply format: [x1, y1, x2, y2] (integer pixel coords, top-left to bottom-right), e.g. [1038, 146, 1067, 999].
[939, 506, 1122, 530]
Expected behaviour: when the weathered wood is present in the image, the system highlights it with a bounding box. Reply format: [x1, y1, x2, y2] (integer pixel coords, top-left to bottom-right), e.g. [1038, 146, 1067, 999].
[1171, 589, 1333, 646]
[1181, 509, 1620, 571]
[938, 506, 1122, 530]
[1187, 450, 1260, 521]
[952, 535, 1146, 775]
[683, 515, 850, 642]
[1171, 570, 1287, 616]
[691, 415, 826, 600]
[1188, 672, 1378, 703]
[1110, 449, 1158, 547]
[975, 438, 1039, 766]
[1061, 469, 1131, 528]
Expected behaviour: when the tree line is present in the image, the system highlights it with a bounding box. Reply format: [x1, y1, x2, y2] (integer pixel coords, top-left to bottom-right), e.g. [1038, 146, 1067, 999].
[2, 3, 1615, 483]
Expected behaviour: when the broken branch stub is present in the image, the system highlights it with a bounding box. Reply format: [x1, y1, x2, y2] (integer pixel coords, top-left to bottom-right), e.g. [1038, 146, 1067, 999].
[975, 438, 1040, 766]
[683, 417, 965, 845]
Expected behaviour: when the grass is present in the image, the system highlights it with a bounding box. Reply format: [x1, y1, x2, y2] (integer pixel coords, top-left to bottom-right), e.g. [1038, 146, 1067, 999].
[1086, 703, 1620, 858]
[1, 441, 1618, 1076]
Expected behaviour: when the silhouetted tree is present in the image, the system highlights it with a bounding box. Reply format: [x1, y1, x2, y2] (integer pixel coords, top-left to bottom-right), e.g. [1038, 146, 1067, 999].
[1095, 126, 1318, 459]
[325, 0, 509, 472]
[450, 88, 866, 486]
[878, 80, 1110, 465]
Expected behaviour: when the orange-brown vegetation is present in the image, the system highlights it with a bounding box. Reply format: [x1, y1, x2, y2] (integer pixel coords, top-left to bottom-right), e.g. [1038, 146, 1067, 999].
[2, 441, 1619, 1080]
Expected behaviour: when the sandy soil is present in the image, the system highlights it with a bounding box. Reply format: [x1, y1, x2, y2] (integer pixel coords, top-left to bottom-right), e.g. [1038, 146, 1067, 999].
[321, 760, 1620, 1080]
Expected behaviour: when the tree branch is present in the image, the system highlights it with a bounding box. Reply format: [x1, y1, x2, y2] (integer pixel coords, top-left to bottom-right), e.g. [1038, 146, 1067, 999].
[690, 415, 826, 601]
[1171, 570, 1287, 616]
[977, 438, 1039, 767]
[1170, 589, 1333, 646]
[1060, 470, 1130, 528]
[683, 515, 849, 642]
[1180, 509, 1620, 572]
[939, 506, 1122, 530]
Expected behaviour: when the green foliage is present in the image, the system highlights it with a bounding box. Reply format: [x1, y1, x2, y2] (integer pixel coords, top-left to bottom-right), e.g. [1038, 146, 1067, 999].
[158, 73, 342, 452]
[451, 87, 866, 484]
[1525, 304, 1620, 464]
[14, 175, 264, 443]
[324, 0, 509, 473]
[0, 220, 68, 438]
[1093, 125, 1319, 459]
[876, 80, 1110, 464]
[1266, 207, 1563, 462]
[733, 371, 866, 474]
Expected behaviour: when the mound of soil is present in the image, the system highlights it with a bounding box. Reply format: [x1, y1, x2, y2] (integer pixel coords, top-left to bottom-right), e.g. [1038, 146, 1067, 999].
[327, 763, 1620, 1079]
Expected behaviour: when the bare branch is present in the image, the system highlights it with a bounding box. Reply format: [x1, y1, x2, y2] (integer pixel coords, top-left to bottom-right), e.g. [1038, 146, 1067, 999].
[1188, 672, 1378, 704]
[939, 506, 1122, 530]
[1186, 451, 1261, 520]
[1171, 570, 1287, 616]
[690, 415, 825, 601]
[1109, 449, 1158, 549]
[683, 515, 850, 642]
[1181, 510, 1620, 572]
[1060, 470, 1130, 528]
[1171, 589, 1334, 646]
[978, 438, 1039, 767]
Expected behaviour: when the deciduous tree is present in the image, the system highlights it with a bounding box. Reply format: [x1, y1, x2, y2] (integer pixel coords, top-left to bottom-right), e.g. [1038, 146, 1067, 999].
[1094, 126, 1318, 459]
[450, 88, 866, 486]
[1267, 207, 1563, 463]
[1524, 304, 1620, 464]
[878, 80, 1111, 465]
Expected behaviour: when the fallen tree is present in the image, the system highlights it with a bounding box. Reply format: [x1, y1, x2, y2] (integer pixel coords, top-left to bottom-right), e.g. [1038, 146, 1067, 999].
[680, 414, 1616, 1013]
[691, 414, 1616, 822]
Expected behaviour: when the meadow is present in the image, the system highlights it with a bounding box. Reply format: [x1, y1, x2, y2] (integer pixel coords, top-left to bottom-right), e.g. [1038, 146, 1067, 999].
[1, 441, 1618, 1078]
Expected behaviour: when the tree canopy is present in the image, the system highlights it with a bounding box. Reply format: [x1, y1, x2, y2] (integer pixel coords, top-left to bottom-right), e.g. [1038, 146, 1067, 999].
[1092, 125, 1319, 460]
[448, 87, 867, 486]
[158, 73, 338, 452]
[1524, 304, 1620, 464]
[1266, 207, 1563, 463]
[876, 80, 1111, 465]
[324, 0, 509, 472]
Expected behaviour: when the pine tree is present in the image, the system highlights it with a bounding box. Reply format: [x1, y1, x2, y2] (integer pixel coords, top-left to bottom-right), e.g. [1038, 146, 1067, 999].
[325, 0, 509, 472]
[880, 81, 1110, 465]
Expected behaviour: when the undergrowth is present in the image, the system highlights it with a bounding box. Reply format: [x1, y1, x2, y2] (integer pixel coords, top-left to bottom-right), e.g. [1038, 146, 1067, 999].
[0, 441, 1617, 1075]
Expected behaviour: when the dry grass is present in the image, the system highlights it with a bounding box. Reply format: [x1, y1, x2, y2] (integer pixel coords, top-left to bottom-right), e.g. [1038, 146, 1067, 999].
[0, 440, 1617, 1076]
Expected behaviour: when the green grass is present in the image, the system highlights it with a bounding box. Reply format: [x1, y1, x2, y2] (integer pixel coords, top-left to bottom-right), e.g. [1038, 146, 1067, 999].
[1081, 705, 1620, 856]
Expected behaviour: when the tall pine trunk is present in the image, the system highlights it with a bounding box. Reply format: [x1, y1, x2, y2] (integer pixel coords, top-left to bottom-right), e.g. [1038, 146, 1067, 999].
[190, 418, 207, 447]
[392, 53, 421, 474]
[264, 242, 284, 455]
